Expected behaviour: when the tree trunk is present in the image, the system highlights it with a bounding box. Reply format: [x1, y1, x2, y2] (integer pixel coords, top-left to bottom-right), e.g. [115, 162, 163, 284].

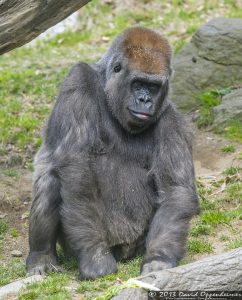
[112, 248, 242, 300]
[0, 0, 91, 55]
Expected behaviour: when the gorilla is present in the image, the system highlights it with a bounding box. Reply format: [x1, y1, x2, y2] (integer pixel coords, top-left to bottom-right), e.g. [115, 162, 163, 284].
[27, 27, 199, 279]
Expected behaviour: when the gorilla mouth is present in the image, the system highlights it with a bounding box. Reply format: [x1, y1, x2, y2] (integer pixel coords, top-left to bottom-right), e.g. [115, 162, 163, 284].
[129, 109, 152, 121]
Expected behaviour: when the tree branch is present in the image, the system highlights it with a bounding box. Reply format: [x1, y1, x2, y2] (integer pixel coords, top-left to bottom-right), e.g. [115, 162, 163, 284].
[0, 0, 91, 55]
[112, 248, 242, 300]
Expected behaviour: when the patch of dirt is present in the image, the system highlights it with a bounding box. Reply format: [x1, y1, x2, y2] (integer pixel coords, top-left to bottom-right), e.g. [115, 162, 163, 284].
[0, 170, 32, 261]
[192, 126, 242, 177]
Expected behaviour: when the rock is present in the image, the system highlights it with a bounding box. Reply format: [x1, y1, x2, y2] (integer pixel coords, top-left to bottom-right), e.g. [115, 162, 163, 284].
[213, 88, 242, 126]
[0, 275, 43, 299]
[21, 211, 29, 220]
[11, 250, 23, 257]
[0, 213, 8, 219]
[171, 18, 242, 110]
[6, 153, 23, 167]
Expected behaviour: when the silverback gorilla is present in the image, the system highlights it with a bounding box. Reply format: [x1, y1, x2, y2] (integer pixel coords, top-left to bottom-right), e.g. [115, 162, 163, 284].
[27, 27, 199, 279]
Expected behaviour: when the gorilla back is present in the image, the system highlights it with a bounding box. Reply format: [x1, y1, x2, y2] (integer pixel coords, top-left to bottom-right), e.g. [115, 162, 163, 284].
[27, 27, 199, 279]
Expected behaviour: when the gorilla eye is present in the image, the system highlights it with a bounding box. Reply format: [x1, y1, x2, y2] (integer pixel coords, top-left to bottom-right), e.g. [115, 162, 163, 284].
[114, 64, 121, 73]
[150, 83, 160, 93]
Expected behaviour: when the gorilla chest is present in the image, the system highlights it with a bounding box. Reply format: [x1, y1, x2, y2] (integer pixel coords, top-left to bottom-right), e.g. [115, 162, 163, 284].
[92, 154, 154, 202]
[61, 152, 156, 244]
[90, 154, 156, 244]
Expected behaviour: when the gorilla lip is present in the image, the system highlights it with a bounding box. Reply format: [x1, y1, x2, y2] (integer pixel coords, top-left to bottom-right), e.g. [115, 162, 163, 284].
[129, 109, 151, 120]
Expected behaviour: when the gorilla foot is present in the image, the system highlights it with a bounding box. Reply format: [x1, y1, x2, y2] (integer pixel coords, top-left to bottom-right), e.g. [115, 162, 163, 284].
[79, 247, 117, 279]
[27, 252, 63, 276]
[141, 255, 175, 275]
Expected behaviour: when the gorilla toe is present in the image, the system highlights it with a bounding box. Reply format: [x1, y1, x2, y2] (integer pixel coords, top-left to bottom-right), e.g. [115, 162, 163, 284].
[79, 248, 117, 280]
[27, 252, 63, 276]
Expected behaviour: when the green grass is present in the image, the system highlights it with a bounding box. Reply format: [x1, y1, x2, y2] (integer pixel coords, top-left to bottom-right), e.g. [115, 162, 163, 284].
[189, 168, 242, 251]
[222, 166, 240, 176]
[0, 221, 8, 235]
[195, 88, 242, 143]
[10, 228, 19, 238]
[226, 182, 242, 203]
[221, 145, 236, 153]
[223, 120, 242, 143]
[226, 238, 242, 250]
[188, 239, 213, 254]
[200, 198, 216, 211]
[219, 235, 230, 242]
[201, 210, 230, 226]
[0, 67, 66, 155]
[0, 259, 26, 286]
[3, 168, 20, 177]
[18, 273, 72, 300]
[195, 89, 229, 128]
[190, 222, 212, 237]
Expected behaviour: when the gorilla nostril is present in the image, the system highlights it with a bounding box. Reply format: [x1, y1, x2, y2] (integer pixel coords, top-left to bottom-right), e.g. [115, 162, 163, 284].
[138, 97, 151, 104]
[138, 97, 145, 103]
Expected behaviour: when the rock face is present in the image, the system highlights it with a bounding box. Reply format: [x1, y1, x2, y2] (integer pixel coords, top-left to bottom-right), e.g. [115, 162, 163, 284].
[213, 88, 242, 126]
[0, 0, 91, 55]
[171, 18, 242, 110]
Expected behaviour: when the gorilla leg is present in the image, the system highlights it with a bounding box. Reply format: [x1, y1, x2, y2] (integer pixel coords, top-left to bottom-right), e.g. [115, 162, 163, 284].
[141, 186, 198, 274]
[27, 168, 62, 275]
[61, 200, 117, 279]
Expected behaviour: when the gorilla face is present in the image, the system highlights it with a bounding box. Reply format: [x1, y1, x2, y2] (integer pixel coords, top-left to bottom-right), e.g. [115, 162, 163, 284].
[102, 27, 171, 134]
[104, 62, 169, 133]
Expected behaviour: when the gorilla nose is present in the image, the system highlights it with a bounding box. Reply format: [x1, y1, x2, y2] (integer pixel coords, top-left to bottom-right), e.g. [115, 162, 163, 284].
[138, 96, 152, 108]
[138, 96, 151, 103]
[138, 96, 152, 109]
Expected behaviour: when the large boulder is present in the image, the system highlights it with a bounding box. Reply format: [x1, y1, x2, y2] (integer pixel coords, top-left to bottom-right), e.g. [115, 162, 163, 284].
[171, 18, 242, 110]
[213, 88, 242, 126]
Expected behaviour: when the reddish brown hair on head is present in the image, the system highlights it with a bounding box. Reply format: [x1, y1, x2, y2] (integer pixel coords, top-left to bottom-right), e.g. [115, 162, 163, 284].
[122, 27, 171, 75]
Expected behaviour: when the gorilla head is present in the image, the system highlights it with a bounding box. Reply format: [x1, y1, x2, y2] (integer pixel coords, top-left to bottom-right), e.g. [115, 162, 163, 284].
[99, 27, 172, 133]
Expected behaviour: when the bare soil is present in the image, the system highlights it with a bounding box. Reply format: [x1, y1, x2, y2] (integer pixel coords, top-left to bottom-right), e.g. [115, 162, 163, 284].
[0, 170, 31, 260]
[193, 127, 242, 177]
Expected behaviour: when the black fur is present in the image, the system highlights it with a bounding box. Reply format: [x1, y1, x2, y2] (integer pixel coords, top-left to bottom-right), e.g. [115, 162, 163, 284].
[27, 27, 199, 279]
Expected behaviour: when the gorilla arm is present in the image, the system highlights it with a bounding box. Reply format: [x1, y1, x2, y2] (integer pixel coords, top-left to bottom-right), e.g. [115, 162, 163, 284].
[27, 63, 103, 275]
[141, 107, 199, 274]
